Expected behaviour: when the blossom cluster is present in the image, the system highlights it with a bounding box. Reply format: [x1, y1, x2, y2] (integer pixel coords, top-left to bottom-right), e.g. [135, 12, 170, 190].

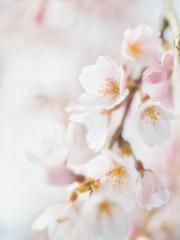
[31, 24, 176, 240]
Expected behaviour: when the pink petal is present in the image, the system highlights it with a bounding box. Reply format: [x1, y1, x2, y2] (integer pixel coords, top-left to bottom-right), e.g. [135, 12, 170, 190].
[45, 165, 76, 186]
[161, 51, 174, 71]
[142, 65, 167, 84]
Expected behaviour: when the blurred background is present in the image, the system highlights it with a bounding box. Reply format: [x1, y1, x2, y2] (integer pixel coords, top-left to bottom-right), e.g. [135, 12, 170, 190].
[0, 0, 180, 239]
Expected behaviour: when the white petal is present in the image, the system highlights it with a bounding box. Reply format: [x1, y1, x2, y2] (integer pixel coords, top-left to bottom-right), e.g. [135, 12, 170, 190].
[101, 149, 127, 166]
[79, 65, 103, 95]
[153, 113, 171, 139]
[86, 114, 109, 151]
[82, 154, 112, 179]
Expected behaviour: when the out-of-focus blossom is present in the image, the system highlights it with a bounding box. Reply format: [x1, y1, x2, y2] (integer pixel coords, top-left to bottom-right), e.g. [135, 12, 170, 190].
[67, 104, 110, 152]
[32, 201, 86, 240]
[29, 122, 80, 186]
[122, 25, 162, 66]
[136, 170, 170, 210]
[79, 56, 129, 110]
[130, 100, 175, 147]
[142, 64, 167, 84]
[32, 122, 71, 166]
[83, 191, 128, 240]
[161, 51, 174, 71]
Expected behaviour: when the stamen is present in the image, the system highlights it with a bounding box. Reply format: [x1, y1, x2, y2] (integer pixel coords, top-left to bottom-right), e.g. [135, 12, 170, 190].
[98, 78, 119, 96]
[127, 41, 141, 58]
[140, 106, 161, 125]
[106, 163, 127, 187]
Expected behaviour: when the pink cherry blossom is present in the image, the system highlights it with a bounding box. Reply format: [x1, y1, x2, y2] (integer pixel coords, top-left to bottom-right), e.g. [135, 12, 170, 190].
[142, 64, 167, 84]
[122, 25, 162, 66]
[161, 51, 174, 71]
[79, 56, 129, 110]
[136, 170, 170, 210]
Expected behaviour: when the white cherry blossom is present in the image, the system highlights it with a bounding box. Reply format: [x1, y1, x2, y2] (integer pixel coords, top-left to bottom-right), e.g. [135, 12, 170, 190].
[28, 121, 79, 186]
[136, 170, 170, 210]
[79, 149, 134, 194]
[130, 100, 175, 147]
[79, 56, 129, 110]
[122, 25, 162, 66]
[67, 104, 110, 152]
[83, 190, 128, 240]
[32, 201, 87, 240]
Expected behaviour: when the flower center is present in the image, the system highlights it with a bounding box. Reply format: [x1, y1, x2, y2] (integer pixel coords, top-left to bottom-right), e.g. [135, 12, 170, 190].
[127, 41, 141, 58]
[97, 200, 113, 217]
[99, 77, 119, 97]
[140, 105, 161, 125]
[105, 162, 127, 187]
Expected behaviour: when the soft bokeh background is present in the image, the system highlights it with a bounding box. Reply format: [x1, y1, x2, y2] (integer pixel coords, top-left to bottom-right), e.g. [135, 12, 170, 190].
[0, 0, 180, 239]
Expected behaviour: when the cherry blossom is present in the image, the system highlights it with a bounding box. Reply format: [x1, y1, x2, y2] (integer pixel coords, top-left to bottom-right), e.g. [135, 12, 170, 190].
[83, 191, 128, 240]
[29, 122, 79, 186]
[136, 170, 170, 210]
[32, 201, 87, 240]
[122, 25, 162, 66]
[130, 100, 175, 147]
[161, 51, 174, 71]
[81, 149, 128, 187]
[142, 64, 167, 84]
[67, 104, 110, 152]
[79, 56, 129, 110]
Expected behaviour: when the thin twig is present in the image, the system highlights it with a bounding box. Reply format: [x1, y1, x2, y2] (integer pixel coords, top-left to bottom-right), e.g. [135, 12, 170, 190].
[107, 82, 138, 149]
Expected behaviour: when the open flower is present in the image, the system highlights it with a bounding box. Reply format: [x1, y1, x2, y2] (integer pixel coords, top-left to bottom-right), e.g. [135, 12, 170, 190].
[122, 25, 162, 66]
[80, 149, 132, 192]
[67, 104, 110, 152]
[130, 100, 175, 147]
[29, 121, 80, 186]
[32, 201, 87, 240]
[79, 56, 129, 110]
[136, 170, 170, 210]
[83, 191, 128, 240]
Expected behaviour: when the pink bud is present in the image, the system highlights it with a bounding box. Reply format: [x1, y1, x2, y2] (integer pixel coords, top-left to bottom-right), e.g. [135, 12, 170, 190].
[46, 165, 76, 186]
[136, 170, 170, 210]
[142, 65, 167, 84]
[161, 51, 174, 71]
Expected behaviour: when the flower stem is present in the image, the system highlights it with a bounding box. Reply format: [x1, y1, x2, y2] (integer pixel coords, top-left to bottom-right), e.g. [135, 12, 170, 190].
[107, 82, 138, 149]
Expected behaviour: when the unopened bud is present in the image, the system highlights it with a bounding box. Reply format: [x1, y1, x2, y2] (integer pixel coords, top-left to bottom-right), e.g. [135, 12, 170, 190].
[75, 174, 86, 183]
[69, 191, 78, 202]
[141, 93, 150, 103]
[118, 139, 133, 156]
[135, 160, 144, 172]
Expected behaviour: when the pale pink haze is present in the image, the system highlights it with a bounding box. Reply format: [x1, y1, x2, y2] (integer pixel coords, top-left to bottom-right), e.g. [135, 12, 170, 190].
[79, 56, 129, 110]
[34, 9, 44, 24]
[136, 170, 170, 210]
[122, 25, 162, 66]
[130, 100, 175, 147]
